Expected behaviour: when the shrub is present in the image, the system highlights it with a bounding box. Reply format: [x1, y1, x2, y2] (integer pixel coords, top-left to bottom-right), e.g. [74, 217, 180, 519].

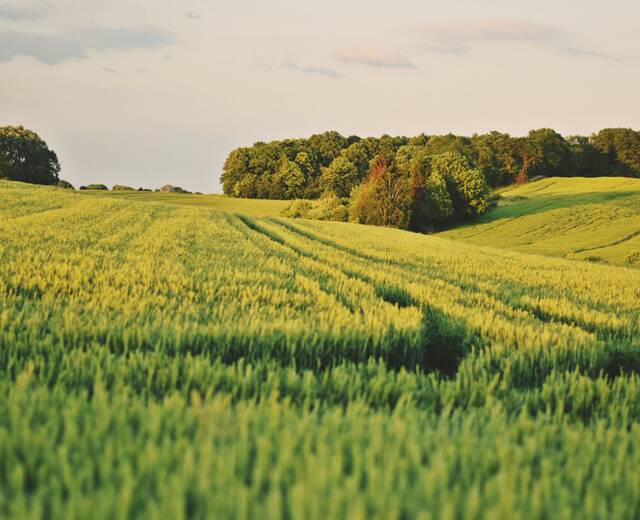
[160, 185, 190, 194]
[113, 185, 135, 191]
[81, 184, 108, 191]
[282, 195, 349, 222]
[56, 180, 74, 190]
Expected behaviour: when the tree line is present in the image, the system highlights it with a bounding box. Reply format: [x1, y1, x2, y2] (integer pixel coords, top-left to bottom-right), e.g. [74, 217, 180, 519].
[222, 128, 640, 200]
[222, 127, 640, 231]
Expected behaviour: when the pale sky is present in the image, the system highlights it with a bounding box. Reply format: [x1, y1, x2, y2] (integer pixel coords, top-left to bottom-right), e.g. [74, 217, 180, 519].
[1, 0, 639, 192]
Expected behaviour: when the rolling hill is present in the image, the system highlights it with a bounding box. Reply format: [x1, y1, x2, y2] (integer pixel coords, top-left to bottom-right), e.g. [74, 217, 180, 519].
[1, 179, 640, 518]
[76, 186, 289, 216]
[440, 177, 640, 266]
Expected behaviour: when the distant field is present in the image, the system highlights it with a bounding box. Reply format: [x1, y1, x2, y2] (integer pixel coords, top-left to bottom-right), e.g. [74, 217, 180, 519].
[2, 180, 640, 518]
[440, 177, 640, 266]
[78, 188, 289, 216]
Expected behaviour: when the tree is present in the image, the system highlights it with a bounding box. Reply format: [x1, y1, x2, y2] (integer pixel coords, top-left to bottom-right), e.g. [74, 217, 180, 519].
[320, 156, 359, 197]
[431, 153, 489, 217]
[349, 155, 411, 228]
[507, 137, 539, 185]
[0, 126, 60, 185]
[567, 136, 607, 177]
[423, 134, 473, 157]
[526, 128, 573, 178]
[276, 160, 305, 199]
[591, 128, 640, 177]
[470, 132, 513, 187]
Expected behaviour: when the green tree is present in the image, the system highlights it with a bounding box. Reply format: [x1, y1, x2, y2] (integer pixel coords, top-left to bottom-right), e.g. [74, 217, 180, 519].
[591, 128, 640, 177]
[566, 136, 607, 177]
[423, 134, 473, 157]
[431, 153, 489, 217]
[350, 156, 411, 228]
[320, 156, 359, 197]
[0, 126, 60, 185]
[526, 128, 573, 178]
[470, 132, 513, 187]
[277, 160, 305, 199]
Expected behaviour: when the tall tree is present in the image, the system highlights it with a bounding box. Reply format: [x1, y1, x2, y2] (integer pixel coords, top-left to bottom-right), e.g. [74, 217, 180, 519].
[320, 156, 359, 197]
[591, 128, 640, 177]
[350, 155, 411, 228]
[526, 128, 573, 178]
[0, 126, 60, 185]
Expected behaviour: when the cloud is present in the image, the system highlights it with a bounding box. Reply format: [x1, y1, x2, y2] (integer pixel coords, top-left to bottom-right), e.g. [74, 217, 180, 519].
[0, 6, 41, 20]
[185, 10, 201, 20]
[282, 61, 342, 79]
[555, 45, 636, 62]
[332, 48, 415, 69]
[0, 26, 175, 64]
[103, 66, 117, 73]
[420, 20, 565, 54]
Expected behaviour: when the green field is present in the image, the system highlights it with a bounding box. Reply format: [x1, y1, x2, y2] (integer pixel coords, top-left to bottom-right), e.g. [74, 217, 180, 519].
[440, 177, 640, 265]
[78, 188, 289, 216]
[2, 179, 640, 519]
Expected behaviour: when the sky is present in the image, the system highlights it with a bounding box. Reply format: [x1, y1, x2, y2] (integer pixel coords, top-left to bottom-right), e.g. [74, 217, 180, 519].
[1, 1, 639, 193]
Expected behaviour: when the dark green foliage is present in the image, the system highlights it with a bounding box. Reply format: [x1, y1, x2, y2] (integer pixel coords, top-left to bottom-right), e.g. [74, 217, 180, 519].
[0, 126, 60, 185]
[160, 184, 191, 193]
[80, 184, 109, 190]
[112, 184, 135, 191]
[591, 128, 640, 177]
[222, 128, 639, 202]
[56, 179, 74, 189]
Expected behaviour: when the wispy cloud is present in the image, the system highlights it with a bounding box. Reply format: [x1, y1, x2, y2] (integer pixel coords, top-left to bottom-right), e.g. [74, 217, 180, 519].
[283, 61, 342, 79]
[185, 10, 201, 20]
[0, 26, 175, 64]
[417, 19, 634, 62]
[420, 20, 565, 54]
[333, 48, 415, 69]
[555, 45, 634, 62]
[0, 6, 42, 20]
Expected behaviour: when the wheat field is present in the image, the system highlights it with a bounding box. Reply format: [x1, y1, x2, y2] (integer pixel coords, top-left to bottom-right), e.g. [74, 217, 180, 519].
[1, 180, 640, 519]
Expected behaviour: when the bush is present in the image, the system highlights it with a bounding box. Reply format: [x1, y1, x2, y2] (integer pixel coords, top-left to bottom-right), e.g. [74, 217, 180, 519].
[56, 180, 74, 190]
[80, 184, 109, 191]
[113, 185, 135, 191]
[160, 185, 191, 194]
[282, 195, 349, 222]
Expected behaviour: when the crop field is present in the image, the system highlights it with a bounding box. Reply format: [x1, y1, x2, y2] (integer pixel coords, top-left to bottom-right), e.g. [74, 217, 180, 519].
[78, 188, 289, 216]
[440, 176, 640, 266]
[2, 179, 640, 519]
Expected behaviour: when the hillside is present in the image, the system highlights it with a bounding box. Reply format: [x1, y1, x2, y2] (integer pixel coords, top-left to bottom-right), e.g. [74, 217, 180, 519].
[76, 186, 289, 216]
[440, 177, 640, 266]
[1, 181, 640, 518]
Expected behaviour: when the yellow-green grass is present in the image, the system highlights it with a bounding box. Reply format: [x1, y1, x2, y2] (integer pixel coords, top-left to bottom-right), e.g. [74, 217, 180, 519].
[440, 177, 640, 266]
[76, 186, 289, 216]
[2, 179, 640, 518]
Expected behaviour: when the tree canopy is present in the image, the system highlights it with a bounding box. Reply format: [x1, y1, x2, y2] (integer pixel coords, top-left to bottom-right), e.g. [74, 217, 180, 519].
[0, 126, 60, 185]
[221, 127, 640, 201]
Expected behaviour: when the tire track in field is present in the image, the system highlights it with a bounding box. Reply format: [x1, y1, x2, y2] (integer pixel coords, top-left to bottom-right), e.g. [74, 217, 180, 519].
[266, 218, 618, 350]
[229, 214, 370, 313]
[234, 214, 473, 374]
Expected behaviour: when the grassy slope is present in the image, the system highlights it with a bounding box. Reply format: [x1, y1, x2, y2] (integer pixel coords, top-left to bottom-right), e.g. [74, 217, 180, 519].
[2, 180, 640, 518]
[76, 187, 289, 216]
[440, 177, 640, 265]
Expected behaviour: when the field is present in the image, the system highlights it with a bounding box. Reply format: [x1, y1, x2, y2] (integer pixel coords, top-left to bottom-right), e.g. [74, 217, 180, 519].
[78, 189, 289, 216]
[2, 179, 640, 519]
[440, 177, 640, 266]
